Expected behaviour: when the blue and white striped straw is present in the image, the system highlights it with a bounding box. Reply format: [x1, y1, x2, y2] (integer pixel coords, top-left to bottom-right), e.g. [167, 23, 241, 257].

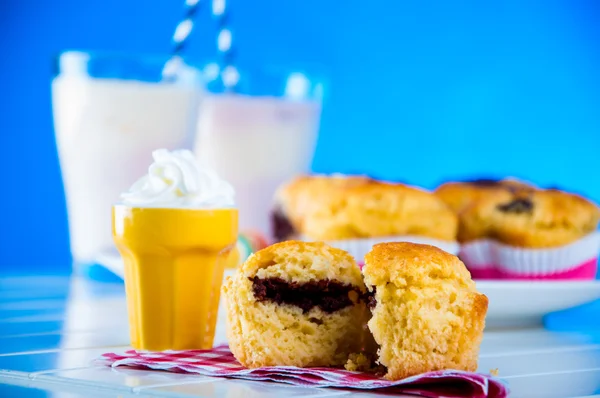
[173, 0, 201, 56]
[212, 0, 239, 89]
[163, 0, 201, 78]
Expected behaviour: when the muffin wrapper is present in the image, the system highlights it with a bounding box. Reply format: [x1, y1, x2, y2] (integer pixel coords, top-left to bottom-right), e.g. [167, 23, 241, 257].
[302, 235, 460, 263]
[460, 231, 600, 280]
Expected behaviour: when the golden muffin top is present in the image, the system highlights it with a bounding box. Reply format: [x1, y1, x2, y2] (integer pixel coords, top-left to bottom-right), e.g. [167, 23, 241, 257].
[362, 241, 475, 291]
[459, 188, 600, 247]
[434, 177, 535, 214]
[240, 240, 365, 288]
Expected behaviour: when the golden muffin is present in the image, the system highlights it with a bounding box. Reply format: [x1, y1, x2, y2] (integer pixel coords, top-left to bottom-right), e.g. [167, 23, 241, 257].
[459, 188, 600, 248]
[273, 175, 458, 242]
[434, 178, 534, 215]
[362, 242, 488, 381]
[222, 241, 370, 368]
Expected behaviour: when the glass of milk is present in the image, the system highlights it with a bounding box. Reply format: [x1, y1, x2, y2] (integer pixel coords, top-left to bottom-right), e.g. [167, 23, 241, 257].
[194, 64, 324, 242]
[52, 51, 203, 275]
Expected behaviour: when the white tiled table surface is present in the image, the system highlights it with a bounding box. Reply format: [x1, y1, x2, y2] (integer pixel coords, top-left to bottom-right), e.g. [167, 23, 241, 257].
[1, 276, 599, 398]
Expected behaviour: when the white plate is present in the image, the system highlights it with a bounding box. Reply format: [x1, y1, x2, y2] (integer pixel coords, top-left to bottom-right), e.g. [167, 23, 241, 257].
[477, 280, 600, 328]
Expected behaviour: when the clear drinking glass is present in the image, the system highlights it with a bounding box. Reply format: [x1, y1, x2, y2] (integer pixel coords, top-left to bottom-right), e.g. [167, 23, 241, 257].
[52, 51, 202, 275]
[193, 64, 325, 242]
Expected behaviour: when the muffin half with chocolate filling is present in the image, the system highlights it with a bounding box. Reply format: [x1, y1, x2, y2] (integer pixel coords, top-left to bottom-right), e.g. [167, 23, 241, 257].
[223, 241, 369, 368]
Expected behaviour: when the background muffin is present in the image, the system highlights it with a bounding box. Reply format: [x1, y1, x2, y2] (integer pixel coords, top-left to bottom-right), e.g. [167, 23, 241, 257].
[362, 242, 488, 381]
[459, 188, 600, 248]
[435, 178, 534, 215]
[272, 175, 372, 241]
[275, 175, 457, 241]
[223, 241, 369, 368]
[272, 175, 460, 258]
[458, 187, 600, 280]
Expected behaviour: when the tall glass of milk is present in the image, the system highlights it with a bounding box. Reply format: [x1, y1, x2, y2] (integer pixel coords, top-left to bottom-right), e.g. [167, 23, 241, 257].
[52, 51, 202, 275]
[194, 65, 323, 242]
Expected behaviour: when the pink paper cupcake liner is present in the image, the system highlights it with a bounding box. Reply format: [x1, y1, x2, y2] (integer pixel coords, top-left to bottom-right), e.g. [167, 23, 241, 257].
[460, 231, 600, 280]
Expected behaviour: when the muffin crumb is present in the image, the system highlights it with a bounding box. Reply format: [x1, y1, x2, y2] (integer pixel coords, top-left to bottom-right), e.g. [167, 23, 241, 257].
[345, 352, 386, 375]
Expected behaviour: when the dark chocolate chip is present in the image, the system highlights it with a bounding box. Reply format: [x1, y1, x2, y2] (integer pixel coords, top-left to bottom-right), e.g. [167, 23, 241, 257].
[497, 197, 534, 214]
[465, 178, 501, 187]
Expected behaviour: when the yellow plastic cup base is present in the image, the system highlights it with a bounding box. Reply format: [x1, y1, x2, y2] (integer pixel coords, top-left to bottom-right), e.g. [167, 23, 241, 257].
[113, 205, 238, 351]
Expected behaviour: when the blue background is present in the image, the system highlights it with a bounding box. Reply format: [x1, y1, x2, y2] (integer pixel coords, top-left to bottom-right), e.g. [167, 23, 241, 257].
[1, 0, 599, 279]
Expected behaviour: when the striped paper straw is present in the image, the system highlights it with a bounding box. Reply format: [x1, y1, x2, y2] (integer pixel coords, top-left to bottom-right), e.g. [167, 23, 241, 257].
[173, 0, 201, 56]
[212, 0, 239, 89]
[163, 0, 202, 78]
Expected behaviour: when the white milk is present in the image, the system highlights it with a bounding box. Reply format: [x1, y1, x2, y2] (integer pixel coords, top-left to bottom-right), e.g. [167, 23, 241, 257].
[194, 94, 321, 239]
[52, 76, 201, 265]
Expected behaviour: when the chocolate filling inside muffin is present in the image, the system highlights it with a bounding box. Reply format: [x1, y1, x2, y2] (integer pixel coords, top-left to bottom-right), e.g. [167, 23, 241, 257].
[271, 208, 296, 242]
[251, 277, 360, 313]
[364, 287, 377, 310]
[497, 197, 534, 214]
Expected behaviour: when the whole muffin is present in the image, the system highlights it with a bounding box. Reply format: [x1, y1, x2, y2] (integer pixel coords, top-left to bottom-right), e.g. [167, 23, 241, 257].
[222, 241, 369, 368]
[273, 175, 458, 242]
[459, 188, 600, 248]
[362, 242, 488, 381]
[272, 175, 371, 241]
[435, 178, 534, 215]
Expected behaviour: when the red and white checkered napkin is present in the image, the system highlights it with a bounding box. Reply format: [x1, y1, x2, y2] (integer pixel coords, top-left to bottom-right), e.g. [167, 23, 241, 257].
[97, 345, 508, 398]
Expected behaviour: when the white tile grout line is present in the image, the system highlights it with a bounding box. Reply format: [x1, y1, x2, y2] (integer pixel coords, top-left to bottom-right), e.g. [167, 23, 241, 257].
[132, 378, 221, 393]
[0, 370, 29, 379]
[137, 379, 353, 398]
[0, 344, 129, 357]
[483, 328, 547, 336]
[483, 331, 587, 340]
[293, 392, 351, 398]
[502, 366, 600, 379]
[0, 370, 135, 395]
[0, 331, 73, 338]
[0, 377, 144, 398]
[26, 370, 350, 398]
[293, 392, 352, 397]
[28, 366, 107, 379]
[135, 378, 352, 397]
[479, 343, 600, 358]
[0, 299, 127, 311]
[0, 314, 74, 323]
[0, 328, 126, 338]
[0, 300, 70, 311]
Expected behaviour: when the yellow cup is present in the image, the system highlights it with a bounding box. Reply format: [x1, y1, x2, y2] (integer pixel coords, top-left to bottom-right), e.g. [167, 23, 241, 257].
[112, 205, 238, 351]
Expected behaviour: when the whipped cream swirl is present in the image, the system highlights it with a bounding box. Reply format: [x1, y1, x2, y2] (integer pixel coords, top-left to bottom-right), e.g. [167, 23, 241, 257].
[120, 149, 235, 208]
